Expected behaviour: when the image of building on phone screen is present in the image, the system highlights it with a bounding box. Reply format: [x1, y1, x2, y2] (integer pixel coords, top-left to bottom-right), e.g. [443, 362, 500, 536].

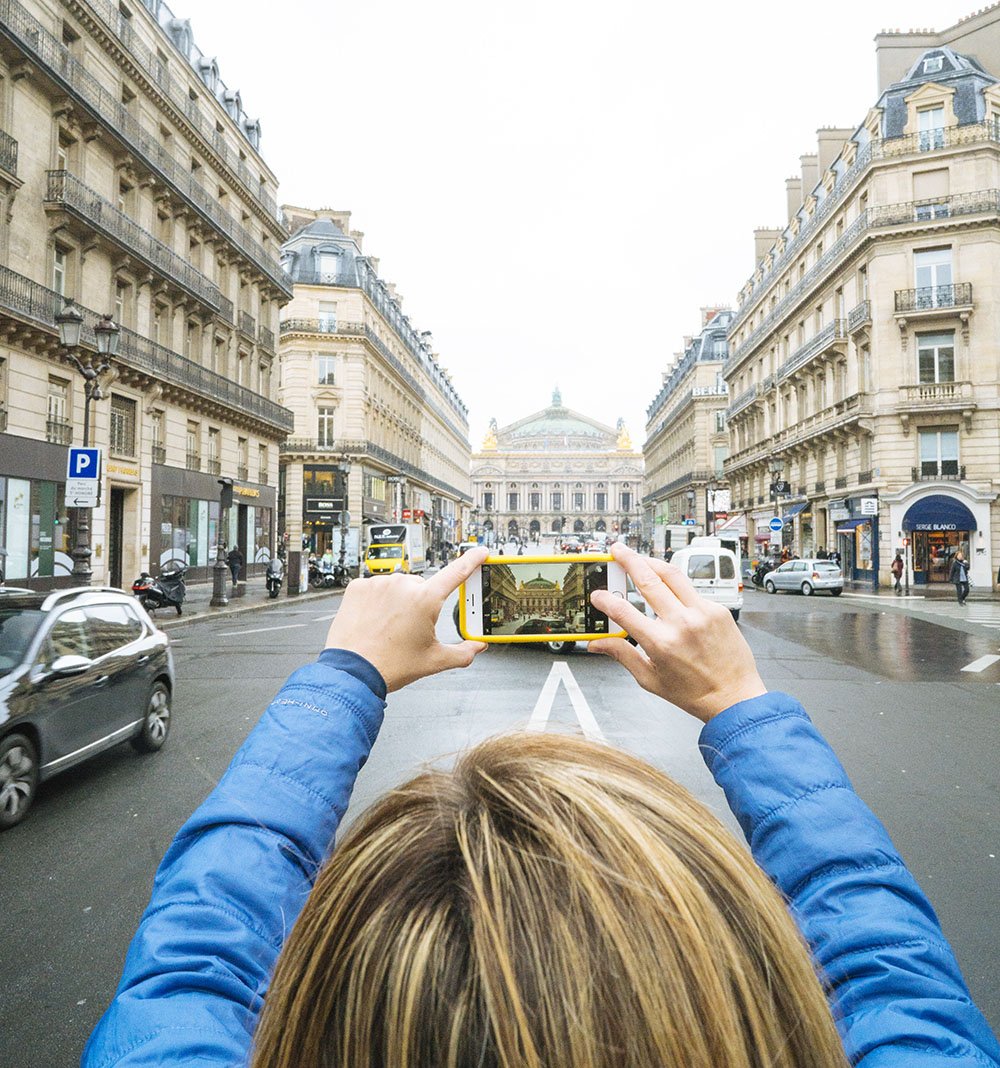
[482, 562, 606, 636]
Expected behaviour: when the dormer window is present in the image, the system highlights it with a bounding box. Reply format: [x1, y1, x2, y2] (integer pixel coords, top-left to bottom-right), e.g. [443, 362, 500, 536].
[923, 55, 944, 74]
[918, 105, 945, 151]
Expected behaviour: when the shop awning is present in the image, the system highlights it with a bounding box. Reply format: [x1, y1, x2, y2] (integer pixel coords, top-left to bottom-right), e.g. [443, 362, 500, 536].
[836, 518, 871, 533]
[781, 501, 809, 523]
[902, 494, 976, 533]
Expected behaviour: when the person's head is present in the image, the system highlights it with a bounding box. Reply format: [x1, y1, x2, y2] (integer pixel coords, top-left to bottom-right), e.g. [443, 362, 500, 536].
[957, 551, 965, 561]
[252, 733, 848, 1068]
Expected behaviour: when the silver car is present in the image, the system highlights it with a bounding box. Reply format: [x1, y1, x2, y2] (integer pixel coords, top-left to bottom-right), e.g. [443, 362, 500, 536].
[763, 559, 843, 597]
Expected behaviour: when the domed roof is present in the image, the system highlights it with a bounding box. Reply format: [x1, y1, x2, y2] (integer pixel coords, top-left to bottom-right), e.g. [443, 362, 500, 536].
[492, 390, 620, 451]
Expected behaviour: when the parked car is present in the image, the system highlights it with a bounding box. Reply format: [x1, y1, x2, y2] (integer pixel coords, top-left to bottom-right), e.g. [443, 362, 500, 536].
[664, 538, 744, 621]
[763, 559, 843, 596]
[560, 536, 583, 553]
[0, 587, 175, 829]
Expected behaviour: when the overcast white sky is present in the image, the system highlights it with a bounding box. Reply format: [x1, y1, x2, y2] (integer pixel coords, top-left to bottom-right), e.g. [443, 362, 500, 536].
[187, 1, 980, 447]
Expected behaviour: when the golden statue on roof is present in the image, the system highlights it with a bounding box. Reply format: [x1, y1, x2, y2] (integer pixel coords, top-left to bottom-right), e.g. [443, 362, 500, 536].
[616, 417, 632, 451]
[482, 417, 498, 450]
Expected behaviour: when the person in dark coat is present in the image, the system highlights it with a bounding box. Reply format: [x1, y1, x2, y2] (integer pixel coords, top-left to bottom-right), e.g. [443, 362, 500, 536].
[949, 551, 970, 605]
[227, 545, 243, 585]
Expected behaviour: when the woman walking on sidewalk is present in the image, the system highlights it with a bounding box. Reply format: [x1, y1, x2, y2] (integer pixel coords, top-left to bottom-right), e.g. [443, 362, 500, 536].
[949, 550, 970, 604]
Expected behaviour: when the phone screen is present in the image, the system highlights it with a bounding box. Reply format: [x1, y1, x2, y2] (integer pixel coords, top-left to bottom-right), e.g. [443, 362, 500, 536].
[479, 560, 612, 637]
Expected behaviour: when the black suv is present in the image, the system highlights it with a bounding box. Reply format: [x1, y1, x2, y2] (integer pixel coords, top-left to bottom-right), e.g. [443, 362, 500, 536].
[0, 587, 175, 829]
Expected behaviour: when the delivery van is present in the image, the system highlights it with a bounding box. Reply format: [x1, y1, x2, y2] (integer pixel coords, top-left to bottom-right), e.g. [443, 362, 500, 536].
[363, 523, 427, 576]
[667, 536, 744, 621]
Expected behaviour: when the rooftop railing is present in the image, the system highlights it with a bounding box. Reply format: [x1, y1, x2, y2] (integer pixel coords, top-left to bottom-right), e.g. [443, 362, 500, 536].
[46, 170, 223, 313]
[0, 0, 291, 296]
[0, 263, 293, 434]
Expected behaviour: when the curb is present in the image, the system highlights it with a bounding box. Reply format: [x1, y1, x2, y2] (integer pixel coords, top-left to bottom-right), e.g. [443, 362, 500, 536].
[157, 587, 343, 630]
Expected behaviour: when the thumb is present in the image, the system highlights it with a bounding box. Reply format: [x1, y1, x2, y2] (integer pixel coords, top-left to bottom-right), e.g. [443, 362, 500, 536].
[432, 639, 488, 673]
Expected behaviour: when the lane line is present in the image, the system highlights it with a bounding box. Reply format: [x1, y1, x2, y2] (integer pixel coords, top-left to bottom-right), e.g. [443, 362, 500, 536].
[961, 654, 1000, 673]
[312, 612, 338, 621]
[215, 623, 309, 637]
[527, 661, 605, 742]
[841, 592, 926, 600]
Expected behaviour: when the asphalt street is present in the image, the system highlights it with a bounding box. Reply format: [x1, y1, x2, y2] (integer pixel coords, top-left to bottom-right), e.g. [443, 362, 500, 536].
[2, 582, 999, 1066]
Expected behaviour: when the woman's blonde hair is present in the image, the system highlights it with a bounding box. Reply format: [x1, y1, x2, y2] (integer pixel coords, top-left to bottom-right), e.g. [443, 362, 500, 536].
[252, 733, 848, 1068]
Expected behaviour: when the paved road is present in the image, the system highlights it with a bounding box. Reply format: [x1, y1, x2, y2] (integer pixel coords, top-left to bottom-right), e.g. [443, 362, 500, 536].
[2, 585, 998, 1066]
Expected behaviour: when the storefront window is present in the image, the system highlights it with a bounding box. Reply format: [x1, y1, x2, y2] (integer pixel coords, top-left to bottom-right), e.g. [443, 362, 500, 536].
[1, 478, 71, 579]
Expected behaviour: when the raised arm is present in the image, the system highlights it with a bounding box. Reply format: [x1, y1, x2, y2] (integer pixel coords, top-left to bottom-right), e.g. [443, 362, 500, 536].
[591, 544, 1000, 1066]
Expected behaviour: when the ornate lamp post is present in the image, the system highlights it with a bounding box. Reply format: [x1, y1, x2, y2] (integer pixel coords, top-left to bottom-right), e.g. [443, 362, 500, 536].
[337, 456, 351, 573]
[211, 477, 234, 608]
[706, 477, 718, 536]
[768, 456, 784, 556]
[471, 506, 480, 543]
[56, 301, 119, 583]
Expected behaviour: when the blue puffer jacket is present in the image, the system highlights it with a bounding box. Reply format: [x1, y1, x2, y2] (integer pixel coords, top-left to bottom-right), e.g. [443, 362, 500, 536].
[82, 653, 1000, 1067]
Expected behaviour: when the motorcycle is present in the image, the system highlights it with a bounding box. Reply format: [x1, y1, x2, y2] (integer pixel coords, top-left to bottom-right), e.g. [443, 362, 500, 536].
[265, 556, 284, 599]
[331, 562, 351, 588]
[132, 566, 187, 615]
[308, 556, 335, 589]
[750, 560, 774, 588]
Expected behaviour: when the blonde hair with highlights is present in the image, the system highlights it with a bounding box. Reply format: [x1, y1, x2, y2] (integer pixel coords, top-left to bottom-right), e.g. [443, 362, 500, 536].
[252, 733, 848, 1068]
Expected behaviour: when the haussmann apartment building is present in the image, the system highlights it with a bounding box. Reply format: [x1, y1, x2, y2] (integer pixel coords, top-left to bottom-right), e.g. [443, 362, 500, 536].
[278, 207, 471, 567]
[0, 0, 294, 589]
[724, 13, 1000, 590]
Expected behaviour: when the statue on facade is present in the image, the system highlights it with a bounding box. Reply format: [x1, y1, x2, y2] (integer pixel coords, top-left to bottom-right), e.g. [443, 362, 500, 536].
[482, 417, 498, 450]
[616, 417, 632, 451]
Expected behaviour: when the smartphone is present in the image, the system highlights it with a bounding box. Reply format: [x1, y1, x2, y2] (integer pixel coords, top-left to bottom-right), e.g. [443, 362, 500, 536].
[459, 554, 628, 643]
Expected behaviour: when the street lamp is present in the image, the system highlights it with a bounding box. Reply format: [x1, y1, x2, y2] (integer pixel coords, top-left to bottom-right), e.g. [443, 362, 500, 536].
[210, 477, 234, 608]
[337, 456, 352, 573]
[471, 506, 480, 542]
[768, 456, 783, 556]
[56, 300, 119, 582]
[706, 477, 718, 536]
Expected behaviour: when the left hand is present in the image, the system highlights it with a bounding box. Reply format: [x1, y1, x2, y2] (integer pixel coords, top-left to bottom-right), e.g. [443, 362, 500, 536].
[324, 548, 489, 692]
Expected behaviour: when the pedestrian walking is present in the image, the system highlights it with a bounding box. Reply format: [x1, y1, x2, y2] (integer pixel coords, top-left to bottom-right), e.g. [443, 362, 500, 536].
[891, 552, 904, 593]
[949, 551, 970, 604]
[226, 544, 243, 586]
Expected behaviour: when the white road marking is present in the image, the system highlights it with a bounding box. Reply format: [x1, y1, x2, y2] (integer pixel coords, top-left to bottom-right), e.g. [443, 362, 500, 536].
[841, 592, 925, 600]
[526, 661, 605, 742]
[961, 654, 1000, 673]
[312, 612, 338, 621]
[215, 623, 309, 637]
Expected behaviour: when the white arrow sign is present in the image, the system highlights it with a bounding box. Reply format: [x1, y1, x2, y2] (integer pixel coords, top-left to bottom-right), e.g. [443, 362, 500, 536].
[526, 661, 605, 742]
[66, 478, 99, 508]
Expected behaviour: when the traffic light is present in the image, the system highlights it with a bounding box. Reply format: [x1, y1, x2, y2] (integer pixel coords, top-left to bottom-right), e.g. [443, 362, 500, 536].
[218, 477, 234, 509]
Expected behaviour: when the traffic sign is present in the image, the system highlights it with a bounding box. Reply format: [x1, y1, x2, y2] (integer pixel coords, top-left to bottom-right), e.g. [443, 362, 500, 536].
[768, 516, 783, 532]
[66, 478, 99, 508]
[67, 447, 101, 481]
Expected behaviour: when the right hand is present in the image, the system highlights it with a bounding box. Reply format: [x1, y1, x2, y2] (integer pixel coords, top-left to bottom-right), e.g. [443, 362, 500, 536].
[588, 543, 766, 723]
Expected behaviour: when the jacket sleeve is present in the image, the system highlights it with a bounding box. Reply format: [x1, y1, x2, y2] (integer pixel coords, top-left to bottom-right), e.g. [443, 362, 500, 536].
[700, 692, 1000, 1067]
[81, 649, 387, 1068]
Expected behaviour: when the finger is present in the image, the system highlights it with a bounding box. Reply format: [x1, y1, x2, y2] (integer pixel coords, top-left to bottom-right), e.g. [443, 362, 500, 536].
[641, 555, 702, 609]
[431, 639, 488, 672]
[587, 637, 659, 690]
[590, 588, 661, 646]
[610, 543, 686, 617]
[424, 547, 489, 601]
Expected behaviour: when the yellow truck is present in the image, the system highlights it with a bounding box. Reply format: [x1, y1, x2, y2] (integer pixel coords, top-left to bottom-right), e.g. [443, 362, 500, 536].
[362, 523, 428, 576]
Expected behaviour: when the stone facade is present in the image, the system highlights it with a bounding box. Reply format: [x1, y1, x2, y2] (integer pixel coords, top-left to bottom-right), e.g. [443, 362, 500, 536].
[470, 392, 643, 544]
[277, 207, 471, 567]
[0, 0, 291, 588]
[642, 308, 732, 555]
[724, 30, 1000, 588]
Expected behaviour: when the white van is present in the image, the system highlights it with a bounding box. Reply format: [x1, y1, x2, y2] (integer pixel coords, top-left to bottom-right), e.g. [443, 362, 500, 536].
[667, 536, 744, 621]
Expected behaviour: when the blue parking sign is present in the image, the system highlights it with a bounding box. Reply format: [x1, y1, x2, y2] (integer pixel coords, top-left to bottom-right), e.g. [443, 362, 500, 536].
[67, 447, 101, 481]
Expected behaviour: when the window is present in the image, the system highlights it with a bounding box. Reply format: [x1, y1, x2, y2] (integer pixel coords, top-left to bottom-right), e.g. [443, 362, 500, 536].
[923, 55, 944, 74]
[552, 492, 563, 511]
[914, 247, 952, 306]
[918, 106, 945, 151]
[919, 428, 958, 477]
[687, 555, 716, 580]
[47, 377, 69, 442]
[53, 246, 68, 296]
[318, 301, 337, 332]
[858, 264, 868, 300]
[482, 491, 494, 511]
[714, 409, 726, 433]
[917, 332, 955, 383]
[915, 201, 950, 221]
[317, 354, 336, 385]
[237, 436, 249, 477]
[318, 253, 339, 280]
[573, 492, 584, 511]
[595, 492, 606, 511]
[621, 492, 632, 511]
[186, 421, 200, 468]
[317, 407, 336, 447]
[150, 411, 164, 452]
[992, 109, 1000, 139]
[152, 304, 166, 346]
[114, 281, 130, 328]
[207, 427, 220, 469]
[507, 492, 519, 510]
[109, 395, 137, 456]
[84, 603, 142, 658]
[258, 444, 268, 483]
[530, 492, 540, 510]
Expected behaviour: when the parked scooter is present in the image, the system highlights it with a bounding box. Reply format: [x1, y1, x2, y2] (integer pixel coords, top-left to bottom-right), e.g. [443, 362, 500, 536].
[265, 555, 284, 599]
[331, 562, 351, 588]
[750, 559, 774, 588]
[308, 556, 333, 589]
[132, 565, 187, 615]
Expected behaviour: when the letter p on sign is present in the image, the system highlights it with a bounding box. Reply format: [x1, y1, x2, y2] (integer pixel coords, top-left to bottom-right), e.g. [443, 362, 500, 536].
[67, 447, 101, 481]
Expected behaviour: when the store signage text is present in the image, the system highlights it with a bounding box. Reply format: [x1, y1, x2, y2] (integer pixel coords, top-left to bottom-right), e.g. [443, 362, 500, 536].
[913, 522, 958, 531]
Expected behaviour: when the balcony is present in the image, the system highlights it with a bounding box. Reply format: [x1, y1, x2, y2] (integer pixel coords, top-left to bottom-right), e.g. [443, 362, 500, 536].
[0, 262, 294, 434]
[0, 128, 17, 177]
[912, 465, 965, 482]
[0, 405, 7, 432]
[858, 470, 873, 484]
[239, 312, 256, 339]
[258, 470, 269, 486]
[258, 325, 275, 352]
[151, 444, 166, 464]
[834, 476, 848, 489]
[186, 452, 201, 471]
[896, 380, 976, 431]
[894, 283, 973, 316]
[237, 464, 249, 481]
[217, 295, 234, 325]
[777, 319, 847, 380]
[281, 318, 364, 336]
[847, 300, 871, 334]
[206, 458, 222, 475]
[46, 419, 72, 445]
[725, 383, 760, 422]
[814, 481, 826, 493]
[45, 171, 223, 313]
[0, 0, 291, 295]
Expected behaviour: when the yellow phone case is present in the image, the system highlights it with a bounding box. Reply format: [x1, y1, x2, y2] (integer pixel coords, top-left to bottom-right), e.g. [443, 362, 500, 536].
[458, 553, 628, 644]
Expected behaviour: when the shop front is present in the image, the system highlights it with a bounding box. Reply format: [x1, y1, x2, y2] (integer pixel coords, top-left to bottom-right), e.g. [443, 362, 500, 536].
[302, 464, 348, 555]
[902, 494, 975, 585]
[832, 496, 878, 589]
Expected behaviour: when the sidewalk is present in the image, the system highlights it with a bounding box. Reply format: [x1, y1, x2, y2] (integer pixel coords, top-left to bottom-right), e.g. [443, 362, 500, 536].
[155, 576, 342, 629]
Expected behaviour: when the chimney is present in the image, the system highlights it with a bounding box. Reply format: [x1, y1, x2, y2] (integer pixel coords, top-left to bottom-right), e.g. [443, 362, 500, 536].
[785, 177, 803, 220]
[800, 153, 820, 198]
[817, 127, 854, 173]
[754, 227, 782, 262]
[700, 306, 724, 326]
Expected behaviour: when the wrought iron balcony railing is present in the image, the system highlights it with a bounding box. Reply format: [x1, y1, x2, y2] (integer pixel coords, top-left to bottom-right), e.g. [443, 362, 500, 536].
[0, 128, 17, 176]
[847, 300, 871, 332]
[912, 465, 965, 482]
[206, 459, 222, 475]
[725, 383, 760, 422]
[186, 452, 202, 471]
[0, 0, 291, 295]
[0, 263, 294, 434]
[45, 171, 223, 312]
[777, 319, 847, 381]
[151, 444, 166, 464]
[0, 405, 7, 432]
[237, 464, 249, 480]
[814, 481, 826, 493]
[217, 295, 234, 325]
[894, 283, 973, 314]
[834, 476, 848, 489]
[280, 318, 365, 336]
[47, 418, 73, 445]
[258, 325, 275, 352]
[257, 470, 269, 486]
[239, 312, 256, 338]
[858, 470, 873, 483]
